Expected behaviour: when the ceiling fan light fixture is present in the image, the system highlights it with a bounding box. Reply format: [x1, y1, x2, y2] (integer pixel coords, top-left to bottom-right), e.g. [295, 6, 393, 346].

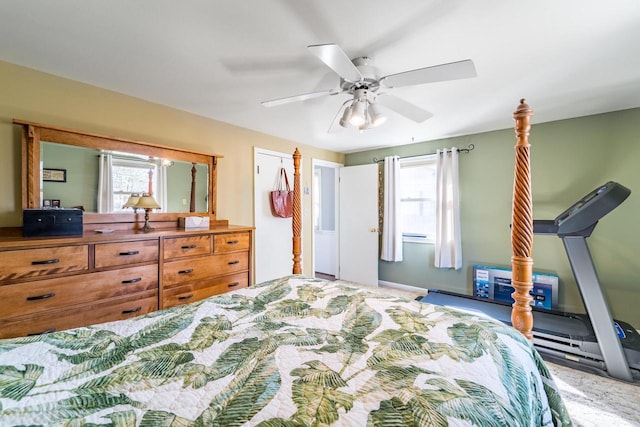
[368, 103, 386, 127]
[358, 121, 373, 133]
[339, 103, 353, 128]
[349, 99, 366, 126]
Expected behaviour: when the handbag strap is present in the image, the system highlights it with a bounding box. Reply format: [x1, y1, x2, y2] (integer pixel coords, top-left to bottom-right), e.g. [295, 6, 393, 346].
[277, 168, 291, 192]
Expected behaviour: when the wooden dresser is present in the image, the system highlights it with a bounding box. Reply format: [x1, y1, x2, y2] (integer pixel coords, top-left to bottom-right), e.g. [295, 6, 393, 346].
[162, 232, 250, 308]
[0, 226, 252, 339]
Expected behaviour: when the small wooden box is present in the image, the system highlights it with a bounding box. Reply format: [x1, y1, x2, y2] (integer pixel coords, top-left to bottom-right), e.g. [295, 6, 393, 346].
[23, 208, 83, 237]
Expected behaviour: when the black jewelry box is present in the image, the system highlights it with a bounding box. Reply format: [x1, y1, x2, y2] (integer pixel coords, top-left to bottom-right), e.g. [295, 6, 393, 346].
[23, 208, 83, 237]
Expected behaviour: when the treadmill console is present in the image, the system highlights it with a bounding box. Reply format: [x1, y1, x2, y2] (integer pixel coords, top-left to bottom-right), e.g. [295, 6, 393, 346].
[555, 181, 630, 235]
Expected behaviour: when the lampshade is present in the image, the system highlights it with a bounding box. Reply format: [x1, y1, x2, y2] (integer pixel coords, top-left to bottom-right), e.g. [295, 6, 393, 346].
[368, 103, 387, 127]
[122, 193, 140, 209]
[339, 103, 353, 128]
[358, 122, 372, 133]
[134, 194, 161, 209]
[349, 99, 366, 126]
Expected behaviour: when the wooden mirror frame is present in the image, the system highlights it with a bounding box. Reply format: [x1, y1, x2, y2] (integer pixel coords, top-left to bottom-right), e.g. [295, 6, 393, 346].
[15, 119, 226, 230]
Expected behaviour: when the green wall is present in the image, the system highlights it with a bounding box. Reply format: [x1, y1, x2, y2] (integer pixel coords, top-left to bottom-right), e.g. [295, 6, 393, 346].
[346, 108, 640, 328]
[41, 142, 98, 210]
[166, 162, 208, 212]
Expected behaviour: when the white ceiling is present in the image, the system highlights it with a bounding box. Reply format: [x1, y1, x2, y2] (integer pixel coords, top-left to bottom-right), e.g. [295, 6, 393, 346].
[1, 1, 639, 153]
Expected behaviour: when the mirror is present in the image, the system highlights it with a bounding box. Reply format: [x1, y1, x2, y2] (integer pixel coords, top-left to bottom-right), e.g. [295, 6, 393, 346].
[16, 119, 221, 226]
[41, 142, 209, 213]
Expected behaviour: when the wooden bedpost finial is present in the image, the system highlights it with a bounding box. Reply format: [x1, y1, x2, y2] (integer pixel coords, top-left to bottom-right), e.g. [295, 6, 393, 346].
[513, 99, 533, 146]
[292, 148, 302, 275]
[511, 99, 535, 340]
[516, 98, 530, 111]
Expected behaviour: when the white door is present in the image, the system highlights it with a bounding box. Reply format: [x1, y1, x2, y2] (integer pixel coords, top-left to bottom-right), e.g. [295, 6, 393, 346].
[254, 148, 294, 284]
[339, 164, 379, 286]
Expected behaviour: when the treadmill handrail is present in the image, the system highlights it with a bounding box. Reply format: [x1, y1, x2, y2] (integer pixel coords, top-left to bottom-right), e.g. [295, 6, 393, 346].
[533, 220, 558, 235]
[555, 181, 630, 235]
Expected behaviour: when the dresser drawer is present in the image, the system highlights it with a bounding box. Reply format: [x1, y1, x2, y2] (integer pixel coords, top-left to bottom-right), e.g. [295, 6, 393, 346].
[95, 240, 159, 268]
[163, 252, 249, 288]
[163, 235, 211, 260]
[163, 272, 248, 308]
[0, 291, 158, 339]
[213, 232, 250, 253]
[0, 264, 158, 318]
[0, 245, 89, 282]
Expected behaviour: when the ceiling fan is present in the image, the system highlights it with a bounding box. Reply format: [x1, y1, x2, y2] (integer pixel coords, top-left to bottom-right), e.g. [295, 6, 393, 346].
[261, 43, 477, 132]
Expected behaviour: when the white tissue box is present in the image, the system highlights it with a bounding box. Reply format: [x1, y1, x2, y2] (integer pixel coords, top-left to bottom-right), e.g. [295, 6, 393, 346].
[179, 216, 210, 230]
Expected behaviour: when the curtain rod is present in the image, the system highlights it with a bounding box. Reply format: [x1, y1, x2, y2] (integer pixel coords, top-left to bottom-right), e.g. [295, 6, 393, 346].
[372, 144, 474, 163]
[96, 153, 160, 163]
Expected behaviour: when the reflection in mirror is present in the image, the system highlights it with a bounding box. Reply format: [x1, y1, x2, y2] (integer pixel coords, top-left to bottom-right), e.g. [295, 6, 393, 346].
[41, 142, 209, 213]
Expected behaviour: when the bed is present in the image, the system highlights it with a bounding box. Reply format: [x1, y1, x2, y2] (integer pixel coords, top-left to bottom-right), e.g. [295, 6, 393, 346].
[0, 100, 572, 426]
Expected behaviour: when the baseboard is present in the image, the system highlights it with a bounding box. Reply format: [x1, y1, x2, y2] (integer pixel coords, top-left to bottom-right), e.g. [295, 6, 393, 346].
[378, 280, 427, 295]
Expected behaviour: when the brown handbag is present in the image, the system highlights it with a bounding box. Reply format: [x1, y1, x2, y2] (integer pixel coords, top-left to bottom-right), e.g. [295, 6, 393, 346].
[270, 168, 293, 218]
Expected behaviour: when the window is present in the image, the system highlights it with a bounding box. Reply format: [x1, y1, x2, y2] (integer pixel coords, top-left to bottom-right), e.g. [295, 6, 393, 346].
[112, 158, 157, 212]
[399, 155, 437, 243]
[313, 166, 336, 231]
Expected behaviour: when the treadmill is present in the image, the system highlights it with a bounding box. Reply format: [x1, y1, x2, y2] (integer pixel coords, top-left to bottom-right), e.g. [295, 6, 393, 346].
[421, 181, 640, 382]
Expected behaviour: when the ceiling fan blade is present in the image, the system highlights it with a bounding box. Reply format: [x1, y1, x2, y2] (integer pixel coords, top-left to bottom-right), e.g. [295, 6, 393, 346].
[261, 90, 334, 107]
[380, 59, 476, 88]
[377, 94, 433, 123]
[308, 43, 363, 83]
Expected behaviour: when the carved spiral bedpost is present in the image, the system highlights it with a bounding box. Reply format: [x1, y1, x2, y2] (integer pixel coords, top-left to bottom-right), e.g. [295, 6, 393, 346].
[189, 163, 197, 213]
[292, 148, 302, 274]
[511, 99, 535, 340]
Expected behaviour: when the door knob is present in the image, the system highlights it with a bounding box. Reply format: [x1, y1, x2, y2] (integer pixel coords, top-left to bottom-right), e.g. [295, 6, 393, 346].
[370, 228, 378, 233]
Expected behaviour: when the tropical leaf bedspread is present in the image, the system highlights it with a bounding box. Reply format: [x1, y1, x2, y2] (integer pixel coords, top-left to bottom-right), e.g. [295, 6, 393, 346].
[0, 275, 572, 426]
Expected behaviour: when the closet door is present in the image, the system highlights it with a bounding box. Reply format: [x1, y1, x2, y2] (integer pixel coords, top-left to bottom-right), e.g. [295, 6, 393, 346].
[254, 148, 294, 284]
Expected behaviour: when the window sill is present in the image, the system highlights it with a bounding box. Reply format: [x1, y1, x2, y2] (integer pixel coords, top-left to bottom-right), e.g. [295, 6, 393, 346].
[402, 236, 434, 244]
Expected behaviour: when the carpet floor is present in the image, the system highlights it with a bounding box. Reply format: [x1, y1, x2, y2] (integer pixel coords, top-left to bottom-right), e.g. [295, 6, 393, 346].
[546, 361, 639, 426]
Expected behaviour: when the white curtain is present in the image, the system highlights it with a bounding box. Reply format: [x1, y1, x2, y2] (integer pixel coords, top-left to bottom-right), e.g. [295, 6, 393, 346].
[156, 163, 168, 211]
[97, 153, 113, 213]
[435, 148, 462, 269]
[381, 156, 402, 261]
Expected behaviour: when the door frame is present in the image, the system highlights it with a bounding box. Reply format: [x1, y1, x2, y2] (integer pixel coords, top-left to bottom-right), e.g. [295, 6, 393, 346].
[311, 158, 343, 278]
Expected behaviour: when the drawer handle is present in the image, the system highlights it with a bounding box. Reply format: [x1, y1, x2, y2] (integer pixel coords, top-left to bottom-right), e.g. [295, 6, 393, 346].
[178, 294, 194, 301]
[227, 282, 240, 288]
[31, 258, 60, 265]
[26, 292, 56, 301]
[122, 277, 142, 284]
[227, 240, 239, 245]
[179, 269, 194, 275]
[119, 250, 140, 256]
[228, 260, 240, 265]
[28, 327, 56, 336]
[181, 244, 197, 249]
[122, 307, 142, 314]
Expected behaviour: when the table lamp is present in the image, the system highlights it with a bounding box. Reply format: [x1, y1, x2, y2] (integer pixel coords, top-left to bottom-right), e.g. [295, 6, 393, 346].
[122, 193, 141, 213]
[134, 193, 161, 232]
